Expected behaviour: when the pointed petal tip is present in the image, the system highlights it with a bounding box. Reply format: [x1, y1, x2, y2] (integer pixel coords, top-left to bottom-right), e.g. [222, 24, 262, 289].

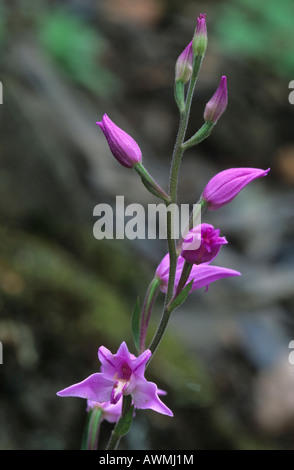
[56, 389, 68, 397]
[224, 268, 242, 277]
[116, 341, 131, 358]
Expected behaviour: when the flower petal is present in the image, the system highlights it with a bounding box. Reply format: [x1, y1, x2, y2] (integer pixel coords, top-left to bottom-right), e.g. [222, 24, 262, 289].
[100, 401, 122, 423]
[110, 380, 128, 405]
[181, 223, 227, 265]
[116, 341, 132, 361]
[133, 349, 152, 377]
[132, 380, 173, 417]
[156, 254, 185, 291]
[57, 373, 113, 403]
[188, 264, 241, 291]
[202, 167, 270, 210]
[87, 399, 122, 423]
[98, 346, 117, 379]
[155, 253, 171, 280]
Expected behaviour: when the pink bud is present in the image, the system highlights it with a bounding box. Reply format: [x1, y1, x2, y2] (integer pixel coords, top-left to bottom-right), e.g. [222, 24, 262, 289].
[193, 13, 207, 56]
[175, 40, 193, 83]
[181, 223, 227, 265]
[202, 167, 270, 210]
[204, 76, 228, 123]
[97, 114, 142, 168]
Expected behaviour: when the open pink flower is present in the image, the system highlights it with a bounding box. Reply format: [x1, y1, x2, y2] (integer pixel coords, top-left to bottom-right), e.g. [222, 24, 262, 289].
[202, 167, 270, 210]
[57, 342, 172, 417]
[181, 223, 227, 265]
[97, 114, 142, 168]
[156, 253, 241, 294]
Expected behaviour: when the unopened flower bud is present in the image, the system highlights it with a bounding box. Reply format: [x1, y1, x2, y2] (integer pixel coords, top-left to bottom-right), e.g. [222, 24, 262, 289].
[181, 223, 227, 265]
[97, 114, 142, 168]
[193, 13, 207, 57]
[204, 76, 228, 123]
[202, 167, 270, 210]
[175, 41, 193, 83]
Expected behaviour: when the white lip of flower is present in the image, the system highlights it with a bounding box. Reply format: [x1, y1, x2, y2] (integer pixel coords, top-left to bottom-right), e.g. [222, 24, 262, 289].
[112, 366, 136, 403]
[112, 378, 128, 402]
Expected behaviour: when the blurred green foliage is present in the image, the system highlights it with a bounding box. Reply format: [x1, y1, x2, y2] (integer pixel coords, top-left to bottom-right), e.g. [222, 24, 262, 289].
[216, 0, 294, 76]
[38, 8, 120, 97]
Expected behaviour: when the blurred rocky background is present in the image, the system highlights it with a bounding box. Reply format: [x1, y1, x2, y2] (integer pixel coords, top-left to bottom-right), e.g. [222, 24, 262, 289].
[0, 0, 294, 450]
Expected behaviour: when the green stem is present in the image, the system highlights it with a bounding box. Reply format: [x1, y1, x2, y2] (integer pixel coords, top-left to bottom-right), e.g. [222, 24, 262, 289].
[148, 55, 203, 357]
[105, 396, 133, 451]
[148, 306, 171, 357]
[166, 54, 203, 304]
[175, 261, 193, 297]
[139, 277, 161, 354]
[149, 263, 193, 357]
[105, 426, 121, 451]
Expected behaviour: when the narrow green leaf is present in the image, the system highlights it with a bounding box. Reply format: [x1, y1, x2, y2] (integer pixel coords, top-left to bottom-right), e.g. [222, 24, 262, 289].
[114, 404, 134, 437]
[131, 297, 140, 352]
[167, 279, 194, 312]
